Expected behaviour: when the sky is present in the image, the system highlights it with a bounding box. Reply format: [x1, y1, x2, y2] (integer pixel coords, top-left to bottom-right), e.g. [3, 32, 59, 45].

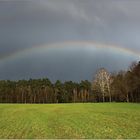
[0, 0, 140, 82]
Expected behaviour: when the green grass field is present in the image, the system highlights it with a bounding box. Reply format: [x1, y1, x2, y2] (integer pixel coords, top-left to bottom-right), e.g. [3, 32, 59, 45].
[0, 103, 140, 139]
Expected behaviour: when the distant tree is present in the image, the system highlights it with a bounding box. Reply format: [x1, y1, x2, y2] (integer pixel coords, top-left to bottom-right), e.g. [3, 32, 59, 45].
[93, 68, 112, 102]
[104, 72, 113, 102]
[128, 61, 140, 102]
[80, 80, 91, 102]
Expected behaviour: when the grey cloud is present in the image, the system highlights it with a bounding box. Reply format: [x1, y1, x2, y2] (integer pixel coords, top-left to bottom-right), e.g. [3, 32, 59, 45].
[0, 46, 138, 81]
[0, 0, 140, 81]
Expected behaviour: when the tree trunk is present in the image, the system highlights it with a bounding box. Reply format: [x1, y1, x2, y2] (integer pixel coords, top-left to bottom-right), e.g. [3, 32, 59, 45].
[34, 95, 36, 103]
[126, 93, 129, 102]
[102, 92, 105, 102]
[109, 95, 112, 102]
[22, 92, 24, 103]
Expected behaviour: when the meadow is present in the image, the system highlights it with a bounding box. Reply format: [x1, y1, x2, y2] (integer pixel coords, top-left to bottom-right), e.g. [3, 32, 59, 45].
[0, 103, 140, 139]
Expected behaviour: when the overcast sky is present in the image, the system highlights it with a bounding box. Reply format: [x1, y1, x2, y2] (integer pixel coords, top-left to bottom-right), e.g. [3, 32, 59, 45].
[0, 0, 140, 82]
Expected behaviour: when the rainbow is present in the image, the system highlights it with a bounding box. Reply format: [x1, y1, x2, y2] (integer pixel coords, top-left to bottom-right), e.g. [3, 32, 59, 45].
[0, 41, 140, 63]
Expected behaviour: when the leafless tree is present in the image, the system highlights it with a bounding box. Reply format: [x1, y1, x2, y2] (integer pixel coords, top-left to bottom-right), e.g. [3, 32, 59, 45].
[93, 68, 112, 102]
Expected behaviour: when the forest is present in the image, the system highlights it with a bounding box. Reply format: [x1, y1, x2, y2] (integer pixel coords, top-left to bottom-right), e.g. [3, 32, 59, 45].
[0, 61, 140, 103]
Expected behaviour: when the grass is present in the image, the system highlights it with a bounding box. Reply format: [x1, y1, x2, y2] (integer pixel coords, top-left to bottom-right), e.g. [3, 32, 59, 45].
[0, 103, 140, 139]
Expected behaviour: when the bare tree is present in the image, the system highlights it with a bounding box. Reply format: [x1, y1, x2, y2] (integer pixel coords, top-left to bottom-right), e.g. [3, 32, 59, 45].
[105, 71, 113, 102]
[93, 68, 112, 102]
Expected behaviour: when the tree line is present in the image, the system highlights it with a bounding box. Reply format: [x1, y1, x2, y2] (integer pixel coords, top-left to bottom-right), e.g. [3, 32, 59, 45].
[93, 61, 140, 103]
[0, 61, 140, 103]
[0, 79, 91, 103]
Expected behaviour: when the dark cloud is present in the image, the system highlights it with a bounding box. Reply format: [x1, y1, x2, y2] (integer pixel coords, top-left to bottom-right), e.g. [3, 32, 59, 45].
[0, 0, 140, 81]
[0, 46, 138, 82]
